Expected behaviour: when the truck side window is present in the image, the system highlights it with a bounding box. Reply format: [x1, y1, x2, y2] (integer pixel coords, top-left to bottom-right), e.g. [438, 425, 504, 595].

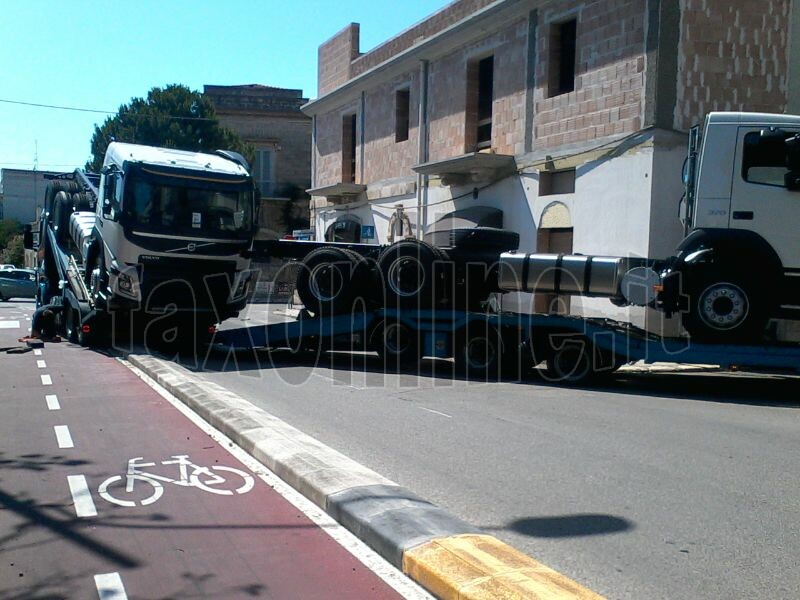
[742, 131, 790, 187]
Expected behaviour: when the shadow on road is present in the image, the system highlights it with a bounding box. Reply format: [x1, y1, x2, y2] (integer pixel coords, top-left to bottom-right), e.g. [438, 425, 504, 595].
[494, 513, 635, 538]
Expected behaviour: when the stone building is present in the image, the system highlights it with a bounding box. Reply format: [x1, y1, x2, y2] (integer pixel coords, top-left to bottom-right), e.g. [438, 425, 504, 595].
[302, 0, 798, 325]
[204, 84, 312, 239]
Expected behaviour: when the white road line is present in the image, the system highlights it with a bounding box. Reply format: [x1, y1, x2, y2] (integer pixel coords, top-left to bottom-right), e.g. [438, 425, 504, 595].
[94, 572, 128, 600]
[0, 321, 20, 329]
[41, 374, 52, 385]
[34, 349, 42, 356]
[54, 425, 74, 449]
[37, 360, 46, 369]
[67, 475, 97, 517]
[311, 371, 365, 391]
[45, 394, 60, 410]
[418, 406, 453, 418]
[122, 359, 432, 600]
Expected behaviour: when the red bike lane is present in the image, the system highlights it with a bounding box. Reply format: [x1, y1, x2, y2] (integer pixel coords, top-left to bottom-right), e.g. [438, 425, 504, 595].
[0, 303, 407, 599]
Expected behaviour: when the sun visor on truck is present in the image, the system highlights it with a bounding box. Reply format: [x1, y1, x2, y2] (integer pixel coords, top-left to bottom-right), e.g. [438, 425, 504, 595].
[124, 162, 252, 191]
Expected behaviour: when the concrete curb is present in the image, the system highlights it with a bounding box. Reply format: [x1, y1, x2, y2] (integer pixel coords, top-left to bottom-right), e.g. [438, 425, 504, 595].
[128, 353, 604, 599]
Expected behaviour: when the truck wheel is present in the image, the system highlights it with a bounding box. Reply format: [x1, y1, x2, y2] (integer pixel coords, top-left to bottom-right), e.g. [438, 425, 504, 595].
[379, 239, 448, 308]
[682, 268, 768, 343]
[64, 305, 79, 344]
[455, 322, 504, 380]
[544, 338, 597, 384]
[376, 320, 421, 370]
[296, 247, 369, 315]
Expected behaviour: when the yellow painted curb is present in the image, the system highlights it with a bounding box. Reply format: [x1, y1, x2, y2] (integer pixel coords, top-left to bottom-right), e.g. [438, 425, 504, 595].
[402, 534, 605, 600]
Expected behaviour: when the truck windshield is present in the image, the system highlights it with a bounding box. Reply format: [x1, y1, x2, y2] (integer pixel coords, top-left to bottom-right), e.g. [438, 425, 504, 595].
[124, 173, 254, 239]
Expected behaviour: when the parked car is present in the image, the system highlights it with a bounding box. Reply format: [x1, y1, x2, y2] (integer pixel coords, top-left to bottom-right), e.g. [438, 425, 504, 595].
[0, 268, 37, 301]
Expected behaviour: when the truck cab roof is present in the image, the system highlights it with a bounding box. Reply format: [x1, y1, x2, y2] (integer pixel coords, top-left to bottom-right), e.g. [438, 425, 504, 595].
[103, 142, 250, 176]
[707, 111, 800, 128]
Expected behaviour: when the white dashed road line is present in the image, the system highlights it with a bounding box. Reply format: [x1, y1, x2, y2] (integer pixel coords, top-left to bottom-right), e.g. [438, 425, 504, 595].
[0, 321, 20, 329]
[34, 349, 42, 356]
[45, 394, 60, 410]
[66, 475, 97, 517]
[54, 425, 74, 449]
[37, 360, 46, 369]
[41, 374, 52, 386]
[94, 572, 128, 600]
[418, 406, 453, 418]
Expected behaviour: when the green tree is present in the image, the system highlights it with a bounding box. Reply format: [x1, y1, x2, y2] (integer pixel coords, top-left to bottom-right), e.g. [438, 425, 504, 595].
[1, 235, 24, 266]
[86, 84, 252, 172]
[0, 219, 22, 251]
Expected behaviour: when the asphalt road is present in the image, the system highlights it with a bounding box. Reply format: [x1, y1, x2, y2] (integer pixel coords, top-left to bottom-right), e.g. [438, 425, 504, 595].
[0, 300, 421, 600]
[186, 303, 800, 600]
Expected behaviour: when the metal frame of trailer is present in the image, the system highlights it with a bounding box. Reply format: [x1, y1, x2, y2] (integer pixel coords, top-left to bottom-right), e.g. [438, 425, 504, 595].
[215, 308, 800, 381]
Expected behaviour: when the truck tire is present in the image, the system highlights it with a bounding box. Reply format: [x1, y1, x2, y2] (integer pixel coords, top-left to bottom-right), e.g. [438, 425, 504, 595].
[64, 304, 79, 344]
[378, 239, 449, 308]
[543, 337, 601, 385]
[454, 321, 505, 380]
[682, 266, 768, 343]
[375, 320, 422, 370]
[296, 247, 370, 315]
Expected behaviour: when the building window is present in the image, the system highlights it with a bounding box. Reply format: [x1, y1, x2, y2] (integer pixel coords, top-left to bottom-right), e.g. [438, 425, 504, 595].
[466, 55, 494, 152]
[548, 19, 577, 98]
[742, 131, 792, 187]
[253, 149, 275, 196]
[342, 114, 357, 183]
[395, 89, 410, 142]
[539, 169, 576, 195]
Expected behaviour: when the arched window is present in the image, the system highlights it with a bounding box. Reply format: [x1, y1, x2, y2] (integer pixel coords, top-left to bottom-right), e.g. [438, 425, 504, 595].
[325, 214, 362, 243]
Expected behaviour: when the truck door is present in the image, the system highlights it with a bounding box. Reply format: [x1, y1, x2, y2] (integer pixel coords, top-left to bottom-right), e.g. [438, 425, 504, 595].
[730, 126, 800, 270]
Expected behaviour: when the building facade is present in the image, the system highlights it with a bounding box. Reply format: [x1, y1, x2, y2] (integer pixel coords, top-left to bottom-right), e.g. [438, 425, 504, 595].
[0, 168, 60, 224]
[204, 84, 312, 239]
[302, 0, 797, 325]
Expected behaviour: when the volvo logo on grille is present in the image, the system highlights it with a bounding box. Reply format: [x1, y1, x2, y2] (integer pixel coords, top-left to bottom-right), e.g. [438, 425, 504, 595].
[187, 243, 197, 252]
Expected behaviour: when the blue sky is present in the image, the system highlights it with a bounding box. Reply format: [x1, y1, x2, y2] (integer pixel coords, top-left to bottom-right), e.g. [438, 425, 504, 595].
[0, 0, 445, 174]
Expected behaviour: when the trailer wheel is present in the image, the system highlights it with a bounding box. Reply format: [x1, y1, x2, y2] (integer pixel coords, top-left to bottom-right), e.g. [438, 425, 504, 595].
[376, 320, 421, 370]
[379, 239, 447, 308]
[64, 305, 79, 344]
[682, 267, 768, 343]
[544, 338, 597, 384]
[455, 322, 504, 380]
[296, 247, 369, 315]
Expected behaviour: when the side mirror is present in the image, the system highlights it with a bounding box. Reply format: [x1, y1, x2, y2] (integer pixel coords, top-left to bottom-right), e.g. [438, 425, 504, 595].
[23, 224, 34, 250]
[760, 127, 786, 141]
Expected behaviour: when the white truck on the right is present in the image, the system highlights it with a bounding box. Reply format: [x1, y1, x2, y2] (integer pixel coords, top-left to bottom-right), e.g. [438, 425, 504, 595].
[499, 111, 800, 344]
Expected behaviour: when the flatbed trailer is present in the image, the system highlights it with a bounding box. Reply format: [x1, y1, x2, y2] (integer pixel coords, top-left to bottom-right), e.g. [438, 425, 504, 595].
[214, 308, 800, 383]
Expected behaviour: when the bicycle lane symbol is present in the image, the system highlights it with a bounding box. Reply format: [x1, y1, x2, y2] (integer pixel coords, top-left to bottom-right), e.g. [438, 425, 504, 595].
[98, 455, 255, 507]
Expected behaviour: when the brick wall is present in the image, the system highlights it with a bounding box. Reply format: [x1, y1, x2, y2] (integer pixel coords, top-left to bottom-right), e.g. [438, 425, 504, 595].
[675, 0, 790, 130]
[350, 0, 497, 77]
[534, 0, 646, 149]
[314, 104, 358, 187]
[319, 24, 361, 96]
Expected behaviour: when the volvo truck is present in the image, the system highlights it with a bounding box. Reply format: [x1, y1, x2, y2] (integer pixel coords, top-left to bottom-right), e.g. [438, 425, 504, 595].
[28, 142, 257, 346]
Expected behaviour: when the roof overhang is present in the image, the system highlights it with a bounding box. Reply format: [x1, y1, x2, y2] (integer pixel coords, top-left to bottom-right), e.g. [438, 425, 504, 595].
[302, 0, 534, 116]
[306, 182, 367, 198]
[413, 152, 516, 185]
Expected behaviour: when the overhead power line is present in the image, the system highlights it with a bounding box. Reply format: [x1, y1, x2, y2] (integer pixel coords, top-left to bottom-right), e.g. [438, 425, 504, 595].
[0, 97, 215, 121]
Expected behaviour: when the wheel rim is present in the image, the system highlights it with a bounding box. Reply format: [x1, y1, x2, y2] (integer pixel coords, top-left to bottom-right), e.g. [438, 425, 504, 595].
[309, 262, 344, 302]
[387, 257, 425, 298]
[698, 282, 749, 330]
[466, 336, 497, 370]
[385, 323, 411, 355]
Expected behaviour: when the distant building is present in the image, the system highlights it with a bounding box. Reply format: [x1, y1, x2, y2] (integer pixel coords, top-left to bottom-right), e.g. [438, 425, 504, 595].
[0, 168, 60, 224]
[204, 84, 312, 239]
[302, 0, 796, 327]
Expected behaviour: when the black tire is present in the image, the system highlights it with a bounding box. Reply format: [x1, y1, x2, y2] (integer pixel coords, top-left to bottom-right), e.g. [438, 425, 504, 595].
[378, 239, 448, 309]
[681, 266, 769, 343]
[64, 305, 79, 344]
[454, 321, 504, 380]
[375, 320, 422, 370]
[0, 292, 5, 302]
[296, 247, 370, 315]
[543, 338, 600, 385]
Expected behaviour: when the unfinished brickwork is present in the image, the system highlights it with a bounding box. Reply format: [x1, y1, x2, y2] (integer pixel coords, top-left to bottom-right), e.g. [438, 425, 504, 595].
[675, 0, 790, 130]
[319, 24, 361, 96]
[534, 0, 645, 149]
